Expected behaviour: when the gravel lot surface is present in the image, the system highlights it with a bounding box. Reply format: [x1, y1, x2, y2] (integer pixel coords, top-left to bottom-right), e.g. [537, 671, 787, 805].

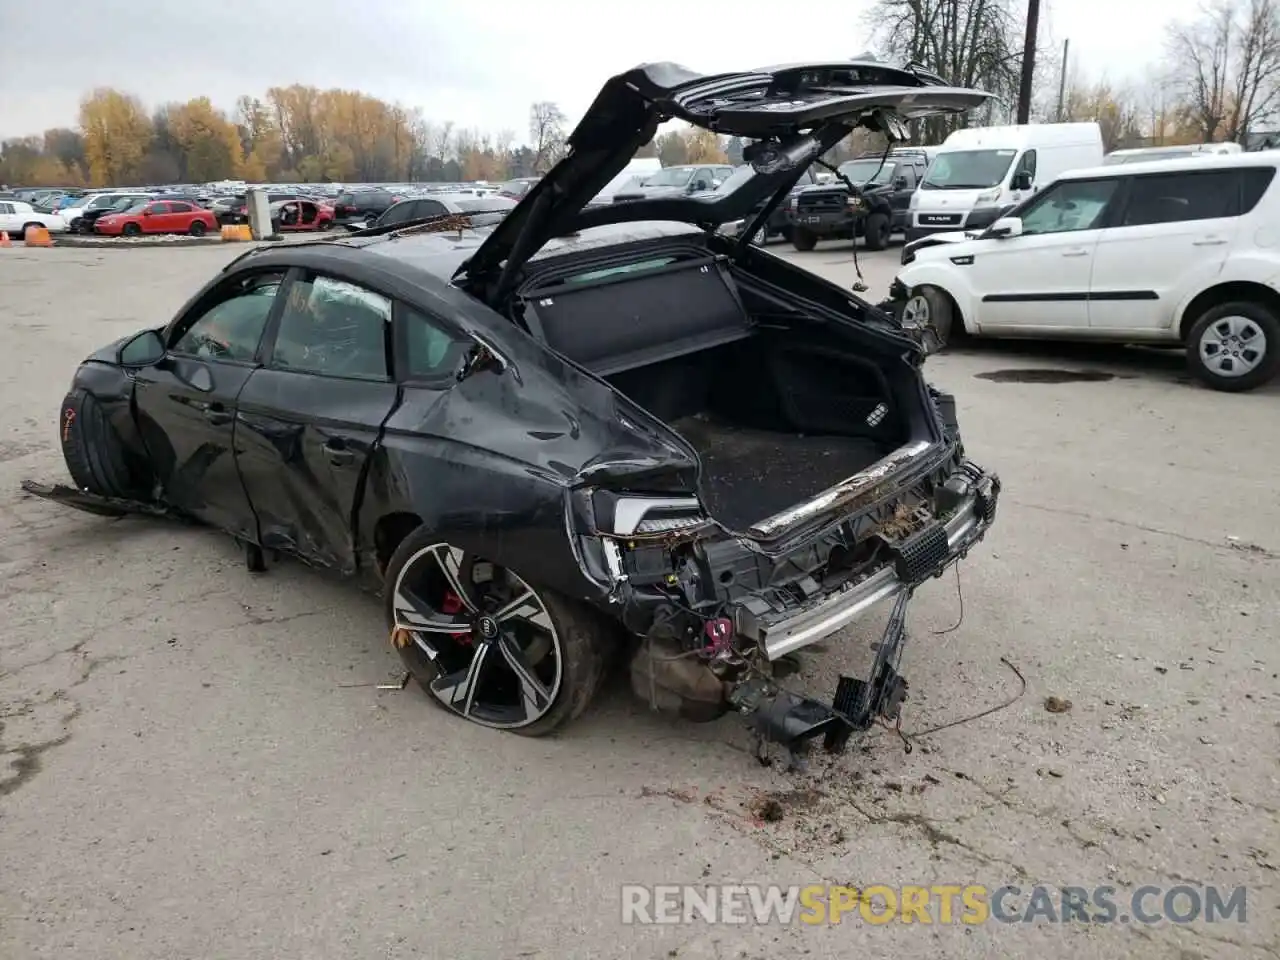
[1, 237, 1277, 959]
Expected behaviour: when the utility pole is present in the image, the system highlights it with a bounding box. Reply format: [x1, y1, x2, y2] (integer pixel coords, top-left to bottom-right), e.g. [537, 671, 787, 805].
[1016, 0, 1041, 124]
[1056, 38, 1070, 121]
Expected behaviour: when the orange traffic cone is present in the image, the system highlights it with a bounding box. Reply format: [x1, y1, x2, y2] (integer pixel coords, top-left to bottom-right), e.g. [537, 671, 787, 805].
[0, 231, 10, 248]
[24, 226, 53, 248]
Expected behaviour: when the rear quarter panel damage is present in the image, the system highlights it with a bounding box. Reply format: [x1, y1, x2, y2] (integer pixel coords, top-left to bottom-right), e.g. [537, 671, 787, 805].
[359, 333, 698, 604]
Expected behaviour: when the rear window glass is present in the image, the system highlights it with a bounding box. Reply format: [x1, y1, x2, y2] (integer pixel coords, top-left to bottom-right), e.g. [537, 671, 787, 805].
[1241, 166, 1277, 214]
[563, 257, 677, 285]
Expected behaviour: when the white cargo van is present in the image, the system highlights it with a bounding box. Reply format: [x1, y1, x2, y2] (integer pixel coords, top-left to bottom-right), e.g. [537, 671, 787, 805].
[907, 122, 1102, 241]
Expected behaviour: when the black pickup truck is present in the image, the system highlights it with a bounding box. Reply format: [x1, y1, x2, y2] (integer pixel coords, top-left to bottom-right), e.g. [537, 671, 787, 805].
[787, 149, 932, 251]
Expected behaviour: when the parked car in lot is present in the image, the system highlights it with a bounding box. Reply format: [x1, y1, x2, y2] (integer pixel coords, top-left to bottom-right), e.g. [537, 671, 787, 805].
[1104, 143, 1242, 165]
[216, 192, 309, 225]
[788, 149, 933, 251]
[270, 198, 335, 232]
[498, 178, 539, 200]
[59, 192, 152, 232]
[73, 193, 155, 234]
[0, 200, 67, 238]
[611, 164, 736, 202]
[29, 60, 999, 751]
[359, 193, 517, 230]
[908, 122, 1103, 241]
[891, 152, 1280, 391]
[94, 199, 219, 237]
[332, 188, 401, 227]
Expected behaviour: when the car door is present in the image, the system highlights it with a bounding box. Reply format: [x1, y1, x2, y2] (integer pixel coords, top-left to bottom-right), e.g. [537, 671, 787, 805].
[890, 162, 917, 227]
[234, 271, 400, 572]
[1088, 168, 1245, 332]
[142, 201, 169, 232]
[168, 201, 195, 231]
[966, 176, 1122, 330]
[130, 270, 286, 538]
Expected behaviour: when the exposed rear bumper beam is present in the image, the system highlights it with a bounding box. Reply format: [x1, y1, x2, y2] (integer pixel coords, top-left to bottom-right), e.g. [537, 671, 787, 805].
[733, 465, 997, 660]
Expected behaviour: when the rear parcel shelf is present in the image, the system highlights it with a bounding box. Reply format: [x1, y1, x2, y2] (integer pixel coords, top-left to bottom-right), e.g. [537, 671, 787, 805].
[517, 254, 754, 376]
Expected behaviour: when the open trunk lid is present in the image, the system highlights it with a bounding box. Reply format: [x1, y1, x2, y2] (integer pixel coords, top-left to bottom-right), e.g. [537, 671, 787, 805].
[456, 61, 990, 299]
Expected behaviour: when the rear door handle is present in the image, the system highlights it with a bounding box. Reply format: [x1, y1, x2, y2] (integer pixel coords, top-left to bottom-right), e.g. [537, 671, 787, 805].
[323, 440, 356, 466]
[1062, 249, 1089, 257]
[1193, 238, 1227, 246]
[203, 403, 233, 426]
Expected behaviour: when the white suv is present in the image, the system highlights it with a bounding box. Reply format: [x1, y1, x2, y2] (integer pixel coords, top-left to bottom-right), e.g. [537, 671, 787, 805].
[889, 152, 1280, 392]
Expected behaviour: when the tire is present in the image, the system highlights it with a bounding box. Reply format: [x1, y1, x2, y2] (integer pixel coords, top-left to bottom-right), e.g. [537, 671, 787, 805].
[69, 217, 84, 234]
[1186, 300, 1280, 392]
[122, 222, 141, 237]
[59, 389, 143, 498]
[384, 530, 610, 736]
[863, 211, 891, 251]
[791, 227, 817, 251]
[902, 285, 963, 352]
[188, 220, 207, 237]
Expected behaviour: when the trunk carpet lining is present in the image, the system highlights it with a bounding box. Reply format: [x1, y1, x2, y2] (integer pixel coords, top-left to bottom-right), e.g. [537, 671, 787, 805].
[669, 414, 888, 532]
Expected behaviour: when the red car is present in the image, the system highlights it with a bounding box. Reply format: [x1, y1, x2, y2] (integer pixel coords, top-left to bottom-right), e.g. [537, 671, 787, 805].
[95, 200, 219, 237]
[271, 198, 335, 232]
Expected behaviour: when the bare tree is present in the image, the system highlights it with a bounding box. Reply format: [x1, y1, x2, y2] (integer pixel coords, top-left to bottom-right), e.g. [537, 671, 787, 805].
[529, 101, 568, 173]
[1167, 0, 1280, 142]
[866, 0, 1023, 139]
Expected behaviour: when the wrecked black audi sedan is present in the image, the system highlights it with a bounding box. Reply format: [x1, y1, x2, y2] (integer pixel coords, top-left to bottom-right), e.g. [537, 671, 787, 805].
[26, 61, 1000, 751]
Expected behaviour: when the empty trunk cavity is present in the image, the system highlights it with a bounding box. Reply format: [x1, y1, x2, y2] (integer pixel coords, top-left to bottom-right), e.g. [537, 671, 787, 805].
[606, 332, 908, 532]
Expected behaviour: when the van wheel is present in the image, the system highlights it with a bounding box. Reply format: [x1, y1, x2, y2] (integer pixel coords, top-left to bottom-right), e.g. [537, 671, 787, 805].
[902, 286, 963, 352]
[791, 228, 817, 251]
[863, 212, 891, 251]
[385, 532, 611, 736]
[1186, 301, 1280, 392]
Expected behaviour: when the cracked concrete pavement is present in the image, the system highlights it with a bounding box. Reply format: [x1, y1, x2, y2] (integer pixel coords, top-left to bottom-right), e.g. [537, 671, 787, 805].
[1, 239, 1277, 959]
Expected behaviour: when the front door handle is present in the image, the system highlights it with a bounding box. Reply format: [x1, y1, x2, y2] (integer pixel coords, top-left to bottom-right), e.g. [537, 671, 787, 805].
[203, 403, 233, 426]
[1062, 249, 1089, 257]
[1193, 238, 1227, 246]
[323, 441, 356, 466]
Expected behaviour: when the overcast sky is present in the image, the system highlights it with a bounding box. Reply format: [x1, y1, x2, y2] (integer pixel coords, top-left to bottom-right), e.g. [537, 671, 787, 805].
[0, 0, 1201, 141]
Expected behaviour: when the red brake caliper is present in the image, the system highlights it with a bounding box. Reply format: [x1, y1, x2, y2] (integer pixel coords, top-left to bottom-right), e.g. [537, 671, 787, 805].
[441, 591, 471, 643]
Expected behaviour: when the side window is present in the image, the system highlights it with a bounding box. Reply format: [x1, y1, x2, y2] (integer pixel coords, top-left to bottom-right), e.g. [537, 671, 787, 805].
[418, 199, 446, 217]
[149, 203, 170, 214]
[380, 203, 411, 225]
[1015, 149, 1037, 181]
[271, 275, 391, 381]
[1241, 166, 1277, 213]
[1120, 171, 1240, 226]
[1018, 178, 1120, 236]
[169, 202, 193, 213]
[0, 203, 11, 214]
[403, 306, 468, 378]
[171, 273, 284, 362]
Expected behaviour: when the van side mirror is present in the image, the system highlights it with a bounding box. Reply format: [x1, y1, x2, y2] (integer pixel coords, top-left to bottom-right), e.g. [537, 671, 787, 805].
[1012, 172, 1033, 191]
[118, 328, 166, 366]
[986, 216, 1023, 239]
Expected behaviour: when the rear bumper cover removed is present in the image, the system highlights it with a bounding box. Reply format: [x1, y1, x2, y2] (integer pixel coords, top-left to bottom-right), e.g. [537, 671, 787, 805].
[733, 463, 998, 660]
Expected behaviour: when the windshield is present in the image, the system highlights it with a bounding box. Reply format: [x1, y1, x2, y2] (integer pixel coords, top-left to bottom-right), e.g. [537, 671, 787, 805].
[642, 167, 695, 187]
[921, 149, 1018, 189]
[837, 159, 896, 185]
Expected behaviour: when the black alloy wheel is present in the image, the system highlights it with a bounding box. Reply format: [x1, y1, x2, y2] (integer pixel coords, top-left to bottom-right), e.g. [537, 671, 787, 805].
[388, 541, 580, 733]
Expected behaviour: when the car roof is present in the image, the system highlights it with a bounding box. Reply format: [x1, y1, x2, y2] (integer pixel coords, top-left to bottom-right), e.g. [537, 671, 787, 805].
[1060, 151, 1278, 181]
